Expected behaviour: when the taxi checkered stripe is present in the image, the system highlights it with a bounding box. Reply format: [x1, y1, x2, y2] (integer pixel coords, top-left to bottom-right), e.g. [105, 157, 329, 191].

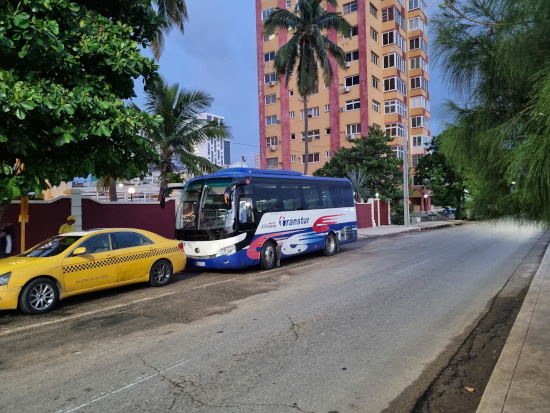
[63, 246, 180, 274]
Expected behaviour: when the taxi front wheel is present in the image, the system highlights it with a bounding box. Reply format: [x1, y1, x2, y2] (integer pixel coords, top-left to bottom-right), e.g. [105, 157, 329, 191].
[19, 278, 59, 315]
[149, 259, 173, 287]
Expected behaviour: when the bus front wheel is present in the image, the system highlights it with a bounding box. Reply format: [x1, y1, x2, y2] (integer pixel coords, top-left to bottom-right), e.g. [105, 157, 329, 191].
[260, 240, 277, 270]
[323, 233, 338, 256]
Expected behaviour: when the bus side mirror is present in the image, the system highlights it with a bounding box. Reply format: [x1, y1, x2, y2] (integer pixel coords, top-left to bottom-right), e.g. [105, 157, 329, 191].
[224, 188, 233, 206]
[160, 185, 184, 209]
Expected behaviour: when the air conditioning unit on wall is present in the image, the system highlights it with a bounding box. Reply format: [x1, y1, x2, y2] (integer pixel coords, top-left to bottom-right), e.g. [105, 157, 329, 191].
[345, 62, 350, 68]
[342, 86, 350, 93]
[339, 107, 345, 112]
[269, 81, 276, 87]
[270, 145, 277, 151]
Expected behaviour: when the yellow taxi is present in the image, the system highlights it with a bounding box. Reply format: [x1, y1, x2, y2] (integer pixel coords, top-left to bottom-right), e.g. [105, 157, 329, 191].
[0, 228, 186, 314]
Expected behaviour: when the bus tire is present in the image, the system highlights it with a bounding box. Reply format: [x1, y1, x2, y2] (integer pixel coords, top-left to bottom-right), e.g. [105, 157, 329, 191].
[323, 232, 338, 256]
[260, 240, 277, 270]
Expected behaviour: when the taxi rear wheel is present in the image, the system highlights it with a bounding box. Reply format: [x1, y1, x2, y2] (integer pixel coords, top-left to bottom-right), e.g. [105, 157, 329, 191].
[149, 259, 173, 287]
[19, 278, 59, 315]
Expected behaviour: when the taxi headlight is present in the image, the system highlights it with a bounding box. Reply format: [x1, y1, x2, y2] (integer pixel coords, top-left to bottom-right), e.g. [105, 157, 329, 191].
[216, 245, 236, 257]
[0, 272, 12, 286]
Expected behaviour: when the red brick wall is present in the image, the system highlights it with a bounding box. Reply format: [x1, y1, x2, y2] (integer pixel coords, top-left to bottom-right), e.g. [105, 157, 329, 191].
[5, 198, 175, 254]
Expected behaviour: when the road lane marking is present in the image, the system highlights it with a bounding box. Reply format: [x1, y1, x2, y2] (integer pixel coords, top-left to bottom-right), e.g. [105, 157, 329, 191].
[394, 259, 432, 274]
[0, 274, 257, 336]
[58, 357, 192, 412]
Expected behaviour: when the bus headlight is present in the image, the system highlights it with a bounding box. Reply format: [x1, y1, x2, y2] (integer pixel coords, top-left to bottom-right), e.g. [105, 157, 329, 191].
[216, 245, 236, 257]
[0, 272, 12, 286]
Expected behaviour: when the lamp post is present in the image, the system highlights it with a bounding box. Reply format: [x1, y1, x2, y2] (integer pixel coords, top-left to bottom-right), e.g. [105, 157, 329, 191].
[128, 187, 136, 202]
[403, 121, 410, 227]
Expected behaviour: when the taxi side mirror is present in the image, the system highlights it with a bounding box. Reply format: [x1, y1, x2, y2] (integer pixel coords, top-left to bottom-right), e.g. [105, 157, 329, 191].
[73, 247, 87, 256]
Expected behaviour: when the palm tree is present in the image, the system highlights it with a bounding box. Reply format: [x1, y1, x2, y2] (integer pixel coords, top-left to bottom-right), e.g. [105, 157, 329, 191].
[152, 0, 188, 60]
[135, 76, 231, 195]
[263, 0, 350, 175]
[346, 170, 371, 202]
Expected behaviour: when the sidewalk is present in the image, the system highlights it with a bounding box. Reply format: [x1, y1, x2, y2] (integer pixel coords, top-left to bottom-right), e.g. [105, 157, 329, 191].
[357, 221, 550, 412]
[356, 220, 464, 239]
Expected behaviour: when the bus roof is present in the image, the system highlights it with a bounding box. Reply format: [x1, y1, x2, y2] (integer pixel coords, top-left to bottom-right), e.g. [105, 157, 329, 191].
[187, 168, 351, 183]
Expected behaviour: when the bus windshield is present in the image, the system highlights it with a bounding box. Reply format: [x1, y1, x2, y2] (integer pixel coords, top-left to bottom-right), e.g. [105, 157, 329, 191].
[177, 178, 235, 237]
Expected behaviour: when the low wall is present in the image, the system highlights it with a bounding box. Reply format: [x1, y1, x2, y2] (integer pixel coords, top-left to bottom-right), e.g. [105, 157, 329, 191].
[5, 198, 175, 254]
[355, 200, 390, 229]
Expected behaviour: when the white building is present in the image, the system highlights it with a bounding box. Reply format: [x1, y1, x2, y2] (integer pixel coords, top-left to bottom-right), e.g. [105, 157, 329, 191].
[195, 112, 231, 168]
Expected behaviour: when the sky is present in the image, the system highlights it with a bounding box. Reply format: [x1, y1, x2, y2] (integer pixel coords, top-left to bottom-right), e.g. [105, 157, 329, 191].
[133, 0, 449, 166]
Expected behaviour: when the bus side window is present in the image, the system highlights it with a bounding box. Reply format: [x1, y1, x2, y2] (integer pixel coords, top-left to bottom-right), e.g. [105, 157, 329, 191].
[302, 184, 321, 210]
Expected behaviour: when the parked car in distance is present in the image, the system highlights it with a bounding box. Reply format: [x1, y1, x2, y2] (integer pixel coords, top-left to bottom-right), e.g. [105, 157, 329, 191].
[0, 228, 186, 315]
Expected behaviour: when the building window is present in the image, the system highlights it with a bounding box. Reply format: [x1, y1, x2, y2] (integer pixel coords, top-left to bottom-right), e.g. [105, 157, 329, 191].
[289, 89, 294, 97]
[382, 7, 405, 29]
[264, 31, 275, 42]
[290, 133, 296, 140]
[326, 151, 333, 158]
[370, 27, 378, 42]
[370, 3, 378, 17]
[409, 16, 427, 32]
[386, 122, 404, 138]
[286, 0, 292, 8]
[384, 53, 407, 73]
[408, 0, 427, 13]
[346, 123, 361, 137]
[301, 107, 320, 119]
[262, 8, 274, 21]
[344, 25, 359, 38]
[301, 129, 320, 141]
[290, 111, 295, 119]
[326, 128, 331, 135]
[324, 104, 330, 112]
[412, 155, 424, 167]
[264, 73, 276, 84]
[409, 37, 428, 53]
[410, 76, 429, 91]
[311, 84, 319, 95]
[266, 115, 278, 126]
[266, 136, 278, 146]
[412, 135, 424, 147]
[301, 153, 320, 163]
[384, 99, 408, 117]
[410, 96, 430, 111]
[372, 123, 381, 130]
[346, 99, 360, 111]
[345, 50, 359, 62]
[343, 1, 358, 15]
[372, 76, 379, 89]
[411, 116, 430, 129]
[291, 155, 296, 162]
[267, 157, 278, 168]
[383, 30, 406, 51]
[410, 56, 429, 73]
[372, 100, 380, 112]
[345, 75, 360, 87]
[264, 51, 275, 62]
[384, 77, 407, 96]
[265, 94, 277, 105]
[393, 145, 404, 159]
[371, 52, 379, 65]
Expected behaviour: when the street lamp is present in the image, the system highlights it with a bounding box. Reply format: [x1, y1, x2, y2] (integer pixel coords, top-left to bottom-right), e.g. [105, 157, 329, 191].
[128, 187, 136, 202]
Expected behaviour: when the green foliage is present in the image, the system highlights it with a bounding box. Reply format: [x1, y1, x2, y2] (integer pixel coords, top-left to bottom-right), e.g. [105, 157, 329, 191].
[0, 0, 163, 208]
[432, 0, 550, 225]
[136, 76, 231, 191]
[415, 136, 467, 219]
[263, 0, 351, 174]
[313, 126, 403, 201]
[346, 170, 370, 201]
[166, 172, 184, 184]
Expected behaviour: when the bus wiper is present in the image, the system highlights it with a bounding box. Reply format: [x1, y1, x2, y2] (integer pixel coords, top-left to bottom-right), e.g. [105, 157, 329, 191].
[198, 183, 214, 241]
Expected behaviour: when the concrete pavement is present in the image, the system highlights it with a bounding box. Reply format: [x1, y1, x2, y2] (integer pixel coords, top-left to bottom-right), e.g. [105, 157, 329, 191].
[356, 221, 550, 413]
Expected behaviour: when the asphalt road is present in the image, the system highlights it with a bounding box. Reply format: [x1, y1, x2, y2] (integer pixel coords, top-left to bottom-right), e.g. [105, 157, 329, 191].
[0, 221, 545, 413]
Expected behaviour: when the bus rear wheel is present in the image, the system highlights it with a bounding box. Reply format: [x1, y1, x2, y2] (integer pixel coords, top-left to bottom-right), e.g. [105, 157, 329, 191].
[323, 233, 338, 256]
[260, 240, 277, 270]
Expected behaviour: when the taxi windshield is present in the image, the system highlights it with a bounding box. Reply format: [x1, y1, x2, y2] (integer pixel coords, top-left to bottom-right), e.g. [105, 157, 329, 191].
[20, 235, 83, 257]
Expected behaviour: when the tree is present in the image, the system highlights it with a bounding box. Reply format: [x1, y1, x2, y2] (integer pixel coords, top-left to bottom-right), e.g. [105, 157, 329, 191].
[432, 0, 550, 224]
[415, 136, 467, 218]
[136, 77, 232, 194]
[262, 0, 351, 175]
[0, 0, 164, 223]
[313, 127, 403, 201]
[151, 0, 188, 60]
[346, 170, 371, 202]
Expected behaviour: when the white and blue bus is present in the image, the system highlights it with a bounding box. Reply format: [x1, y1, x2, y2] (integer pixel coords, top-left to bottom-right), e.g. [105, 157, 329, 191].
[162, 168, 357, 270]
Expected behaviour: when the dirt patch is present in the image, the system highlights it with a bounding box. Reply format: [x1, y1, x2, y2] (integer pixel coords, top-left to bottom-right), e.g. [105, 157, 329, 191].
[409, 231, 550, 413]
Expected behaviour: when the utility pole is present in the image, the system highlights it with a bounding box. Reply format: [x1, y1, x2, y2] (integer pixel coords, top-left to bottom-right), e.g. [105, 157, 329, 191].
[403, 121, 410, 227]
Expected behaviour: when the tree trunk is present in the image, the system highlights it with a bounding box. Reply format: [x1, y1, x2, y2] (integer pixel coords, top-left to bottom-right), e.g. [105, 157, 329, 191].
[0, 200, 10, 228]
[159, 161, 169, 199]
[109, 177, 118, 202]
[303, 96, 309, 175]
